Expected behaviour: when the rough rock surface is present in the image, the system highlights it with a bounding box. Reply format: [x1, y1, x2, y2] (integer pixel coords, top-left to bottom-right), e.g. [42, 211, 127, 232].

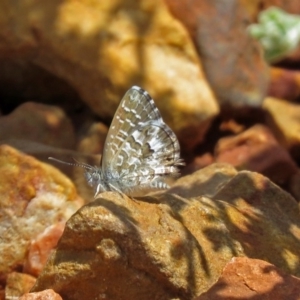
[211, 168, 300, 276]
[264, 97, 300, 157]
[1, 2, 300, 299]
[0, 58, 83, 114]
[215, 124, 298, 185]
[0, 0, 219, 150]
[268, 67, 300, 101]
[5, 272, 36, 300]
[32, 164, 300, 299]
[0, 145, 83, 280]
[23, 223, 66, 277]
[256, 0, 300, 15]
[165, 0, 269, 109]
[0, 102, 75, 150]
[19, 289, 62, 300]
[289, 171, 300, 202]
[196, 257, 300, 300]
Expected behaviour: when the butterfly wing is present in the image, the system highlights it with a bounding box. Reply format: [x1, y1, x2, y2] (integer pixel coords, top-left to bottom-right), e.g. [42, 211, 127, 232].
[101, 86, 182, 192]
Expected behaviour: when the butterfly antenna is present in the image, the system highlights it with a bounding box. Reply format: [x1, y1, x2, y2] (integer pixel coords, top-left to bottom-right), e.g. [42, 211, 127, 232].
[48, 157, 93, 170]
[72, 157, 95, 169]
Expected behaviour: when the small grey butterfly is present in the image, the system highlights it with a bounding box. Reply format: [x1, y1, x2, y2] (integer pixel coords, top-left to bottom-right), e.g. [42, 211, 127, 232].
[50, 86, 184, 196]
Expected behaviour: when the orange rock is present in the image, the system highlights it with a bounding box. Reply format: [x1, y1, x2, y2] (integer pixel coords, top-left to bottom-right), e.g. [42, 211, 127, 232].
[165, 0, 269, 109]
[215, 124, 298, 185]
[77, 122, 108, 156]
[0, 0, 219, 150]
[171, 163, 238, 198]
[268, 68, 300, 101]
[182, 153, 215, 176]
[31, 164, 300, 299]
[0, 102, 75, 149]
[19, 289, 62, 300]
[24, 223, 65, 276]
[31, 181, 241, 299]
[196, 257, 300, 299]
[264, 97, 300, 159]
[5, 272, 36, 299]
[0, 145, 83, 280]
[289, 170, 300, 202]
[219, 119, 245, 134]
[212, 169, 300, 275]
[240, 0, 300, 23]
[255, 0, 300, 15]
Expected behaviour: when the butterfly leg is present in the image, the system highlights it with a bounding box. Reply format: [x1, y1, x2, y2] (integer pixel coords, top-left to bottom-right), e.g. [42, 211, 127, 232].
[108, 183, 124, 195]
[94, 184, 102, 198]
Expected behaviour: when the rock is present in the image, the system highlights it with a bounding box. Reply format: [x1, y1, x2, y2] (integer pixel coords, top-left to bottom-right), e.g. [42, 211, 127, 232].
[256, 0, 300, 15]
[165, 0, 269, 109]
[219, 119, 245, 134]
[215, 124, 298, 185]
[170, 163, 238, 198]
[182, 153, 214, 176]
[31, 164, 300, 299]
[32, 191, 241, 299]
[23, 223, 65, 277]
[289, 170, 300, 202]
[211, 169, 300, 276]
[0, 135, 98, 200]
[0, 0, 219, 150]
[239, 0, 264, 21]
[0, 58, 83, 115]
[196, 257, 300, 299]
[0, 103, 101, 201]
[0, 145, 83, 280]
[0, 102, 75, 149]
[263, 97, 300, 158]
[77, 122, 108, 156]
[5, 272, 36, 300]
[19, 289, 62, 300]
[268, 67, 300, 101]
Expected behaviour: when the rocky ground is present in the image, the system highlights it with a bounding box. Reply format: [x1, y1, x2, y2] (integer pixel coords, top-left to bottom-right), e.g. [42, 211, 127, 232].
[0, 0, 300, 299]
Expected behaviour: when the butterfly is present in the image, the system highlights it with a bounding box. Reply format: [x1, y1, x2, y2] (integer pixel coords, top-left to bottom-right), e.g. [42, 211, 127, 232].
[50, 86, 184, 196]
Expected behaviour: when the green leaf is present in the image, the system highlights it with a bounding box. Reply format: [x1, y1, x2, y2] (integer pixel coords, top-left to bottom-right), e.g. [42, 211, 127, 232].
[248, 7, 300, 63]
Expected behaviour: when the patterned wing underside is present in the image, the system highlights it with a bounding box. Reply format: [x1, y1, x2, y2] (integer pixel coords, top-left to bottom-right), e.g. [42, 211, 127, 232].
[112, 122, 181, 186]
[101, 86, 182, 189]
